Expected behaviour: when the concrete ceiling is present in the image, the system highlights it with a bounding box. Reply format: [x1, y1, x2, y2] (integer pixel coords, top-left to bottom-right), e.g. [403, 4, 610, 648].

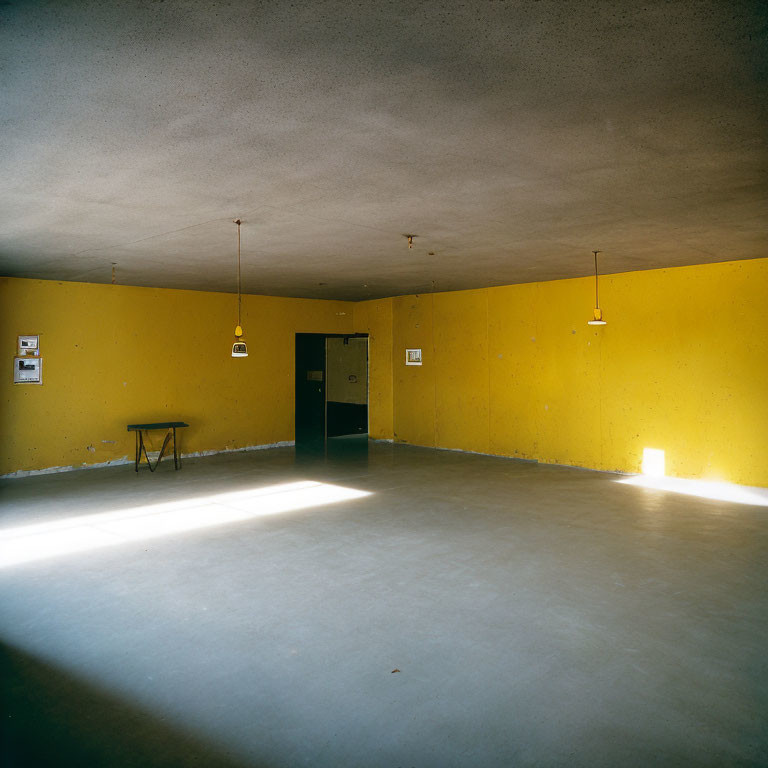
[1, 0, 766, 301]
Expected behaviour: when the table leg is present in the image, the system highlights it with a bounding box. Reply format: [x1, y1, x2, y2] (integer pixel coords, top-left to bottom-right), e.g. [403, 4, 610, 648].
[135, 430, 140, 472]
[173, 426, 179, 469]
[139, 430, 158, 472]
[153, 431, 172, 471]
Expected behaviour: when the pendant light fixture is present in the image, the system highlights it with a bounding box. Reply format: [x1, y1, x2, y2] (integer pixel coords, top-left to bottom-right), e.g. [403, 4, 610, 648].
[231, 218, 248, 357]
[587, 249, 607, 326]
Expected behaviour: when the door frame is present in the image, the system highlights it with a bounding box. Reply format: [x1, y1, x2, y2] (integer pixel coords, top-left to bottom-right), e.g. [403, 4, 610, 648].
[295, 332, 369, 442]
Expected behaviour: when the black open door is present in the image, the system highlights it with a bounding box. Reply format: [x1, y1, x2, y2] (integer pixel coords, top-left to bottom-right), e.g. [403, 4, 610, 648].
[295, 333, 327, 444]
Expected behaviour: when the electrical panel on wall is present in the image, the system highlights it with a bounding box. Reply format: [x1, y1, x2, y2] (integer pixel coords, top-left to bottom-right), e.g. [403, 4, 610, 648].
[14, 356, 42, 384]
[14, 334, 42, 384]
[18, 335, 39, 355]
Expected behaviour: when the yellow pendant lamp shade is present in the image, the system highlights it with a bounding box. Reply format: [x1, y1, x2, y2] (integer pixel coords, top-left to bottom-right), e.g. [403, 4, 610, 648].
[588, 307, 606, 326]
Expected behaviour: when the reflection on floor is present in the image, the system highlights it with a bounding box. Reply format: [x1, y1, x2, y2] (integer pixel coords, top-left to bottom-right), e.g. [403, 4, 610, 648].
[294, 433, 370, 467]
[1, 441, 766, 767]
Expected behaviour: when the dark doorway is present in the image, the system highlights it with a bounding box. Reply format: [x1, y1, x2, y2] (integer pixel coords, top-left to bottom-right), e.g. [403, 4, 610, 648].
[295, 333, 368, 446]
[295, 333, 327, 443]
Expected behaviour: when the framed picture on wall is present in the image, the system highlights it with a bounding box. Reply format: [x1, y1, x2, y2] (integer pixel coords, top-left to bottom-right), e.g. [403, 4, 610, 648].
[405, 348, 422, 366]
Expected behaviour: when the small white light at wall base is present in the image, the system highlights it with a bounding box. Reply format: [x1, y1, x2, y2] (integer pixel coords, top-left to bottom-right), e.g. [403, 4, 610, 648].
[642, 448, 666, 477]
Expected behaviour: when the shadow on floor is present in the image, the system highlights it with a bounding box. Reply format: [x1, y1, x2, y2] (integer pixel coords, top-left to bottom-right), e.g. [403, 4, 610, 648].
[0, 641, 262, 768]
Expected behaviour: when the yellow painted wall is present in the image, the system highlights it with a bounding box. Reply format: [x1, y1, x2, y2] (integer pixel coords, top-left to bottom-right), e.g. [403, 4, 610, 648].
[0, 278, 352, 474]
[3, 258, 766, 485]
[597, 260, 768, 485]
[387, 258, 768, 487]
[352, 298, 394, 440]
[434, 289, 489, 454]
[391, 294, 436, 446]
[326, 337, 367, 405]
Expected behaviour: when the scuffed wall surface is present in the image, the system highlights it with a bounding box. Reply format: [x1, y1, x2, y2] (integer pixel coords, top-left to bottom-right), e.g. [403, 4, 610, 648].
[4, 258, 766, 485]
[389, 258, 768, 487]
[0, 278, 352, 474]
[392, 294, 435, 447]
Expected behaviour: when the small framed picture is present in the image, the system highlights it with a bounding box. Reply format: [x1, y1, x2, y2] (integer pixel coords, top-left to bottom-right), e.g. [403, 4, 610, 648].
[405, 348, 422, 366]
[13, 356, 42, 384]
[18, 335, 39, 354]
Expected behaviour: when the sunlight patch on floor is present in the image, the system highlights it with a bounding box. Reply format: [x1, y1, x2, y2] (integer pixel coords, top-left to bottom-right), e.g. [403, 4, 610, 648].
[617, 475, 768, 507]
[0, 481, 371, 567]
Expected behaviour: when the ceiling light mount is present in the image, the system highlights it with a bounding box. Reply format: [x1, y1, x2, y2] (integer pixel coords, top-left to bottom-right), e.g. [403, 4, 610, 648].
[587, 249, 607, 326]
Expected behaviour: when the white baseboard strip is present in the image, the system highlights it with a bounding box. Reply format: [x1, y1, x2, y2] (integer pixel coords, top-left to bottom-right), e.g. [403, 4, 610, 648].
[0, 440, 296, 479]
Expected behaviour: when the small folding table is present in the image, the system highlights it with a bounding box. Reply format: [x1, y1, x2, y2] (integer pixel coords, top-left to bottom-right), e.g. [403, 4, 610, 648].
[127, 422, 189, 472]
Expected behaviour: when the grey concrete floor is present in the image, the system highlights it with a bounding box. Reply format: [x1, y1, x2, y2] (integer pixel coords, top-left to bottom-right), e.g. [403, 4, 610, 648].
[1, 440, 766, 767]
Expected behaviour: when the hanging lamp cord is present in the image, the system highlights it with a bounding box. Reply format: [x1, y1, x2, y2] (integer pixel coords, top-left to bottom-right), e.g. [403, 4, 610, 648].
[593, 250, 600, 308]
[236, 219, 242, 328]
